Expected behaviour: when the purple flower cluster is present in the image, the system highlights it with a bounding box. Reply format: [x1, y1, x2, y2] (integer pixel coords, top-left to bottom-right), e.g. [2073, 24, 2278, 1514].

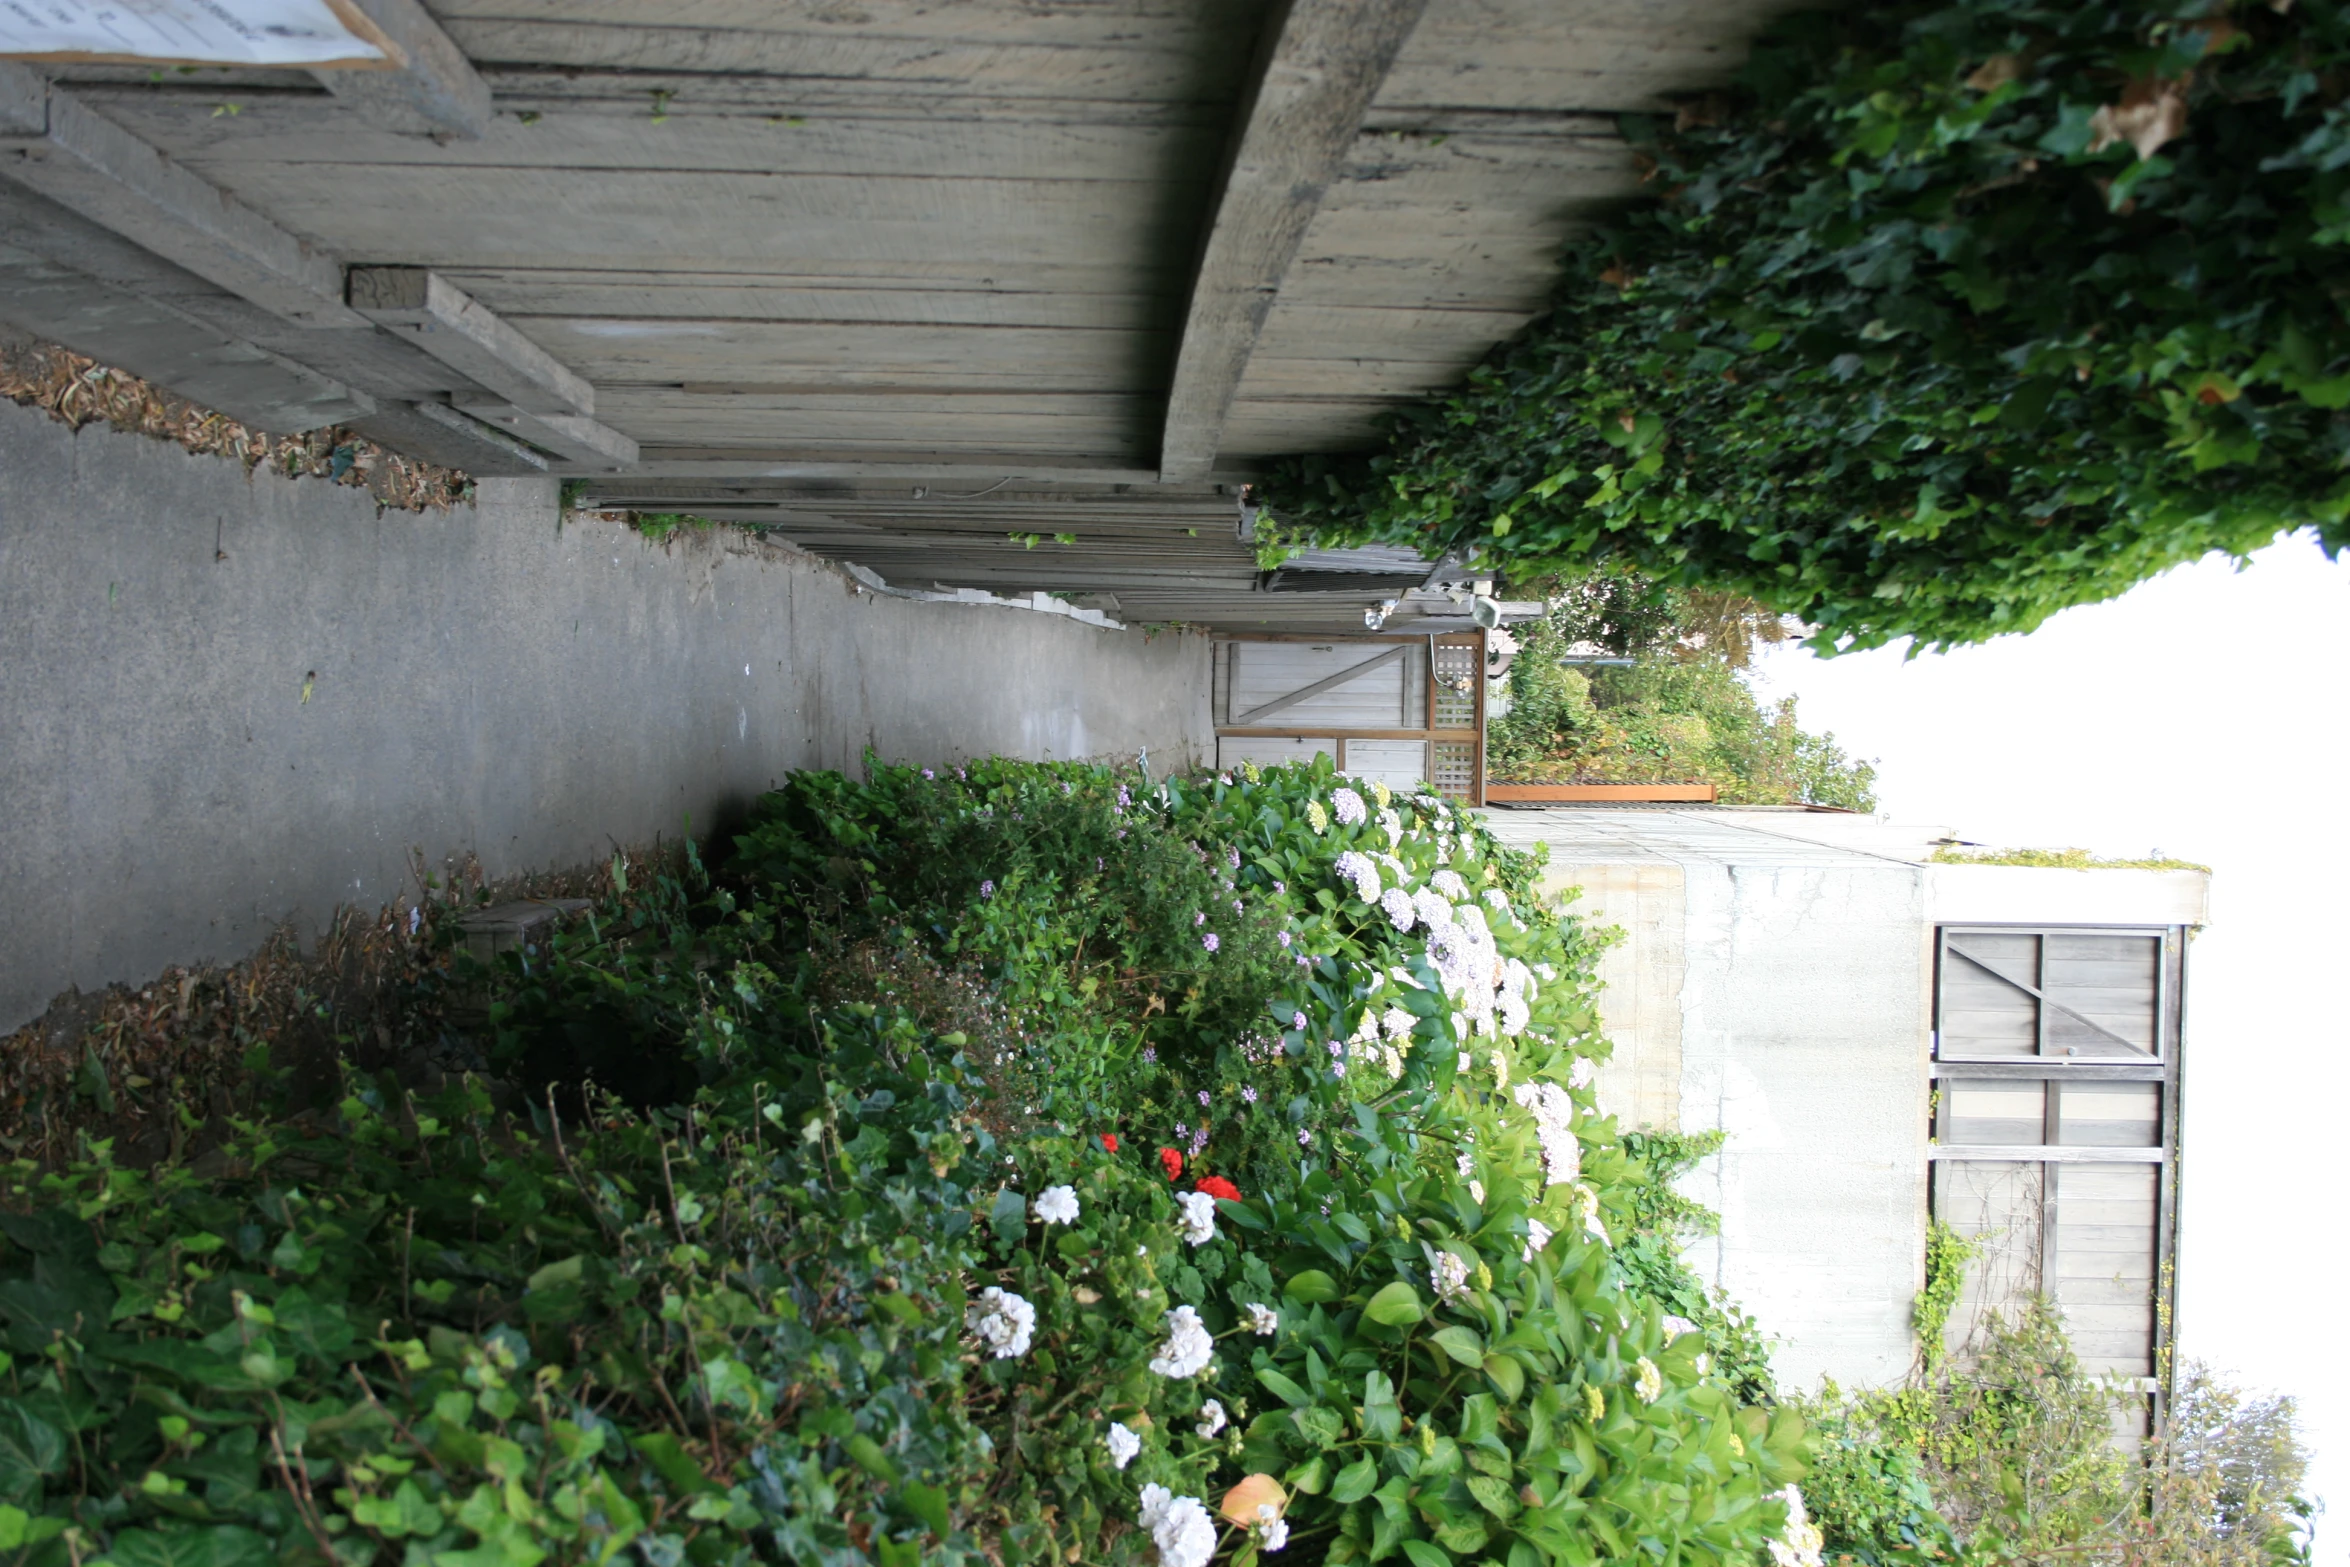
[1202, 933, 1220, 953]
[1242, 1086, 1258, 1103]
[980, 880, 996, 899]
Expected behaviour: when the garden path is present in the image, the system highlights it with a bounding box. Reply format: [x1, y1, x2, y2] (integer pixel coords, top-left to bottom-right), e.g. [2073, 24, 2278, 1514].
[0, 398, 1211, 1029]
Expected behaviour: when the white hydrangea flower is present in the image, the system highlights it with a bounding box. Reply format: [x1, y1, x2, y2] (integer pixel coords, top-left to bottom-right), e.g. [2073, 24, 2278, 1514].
[1194, 1399, 1227, 1439]
[1430, 868, 1469, 900]
[1497, 990, 1530, 1037]
[1035, 1185, 1080, 1226]
[1174, 1190, 1219, 1247]
[1378, 807, 1404, 849]
[1381, 1005, 1415, 1039]
[1138, 1485, 1218, 1567]
[1500, 957, 1535, 998]
[966, 1287, 1035, 1359]
[1523, 1218, 1553, 1263]
[1432, 1249, 1472, 1305]
[1333, 850, 1381, 904]
[1661, 1314, 1698, 1340]
[1350, 1009, 1381, 1046]
[1634, 1356, 1663, 1405]
[1411, 886, 1455, 930]
[1767, 1486, 1826, 1567]
[1244, 1301, 1279, 1335]
[1572, 1181, 1609, 1245]
[1483, 887, 1512, 917]
[1568, 1055, 1597, 1090]
[1148, 1304, 1215, 1379]
[1455, 1148, 1475, 1177]
[1468, 1179, 1486, 1204]
[1332, 787, 1367, 826]
[1104, 1421, 1141, 1470]
[1381, 1045, 1405, 1080]
[1511, 1081, 1582, 1186]
[1489, 1048, 1511, 1091]
[1379, 886, 1416, 930]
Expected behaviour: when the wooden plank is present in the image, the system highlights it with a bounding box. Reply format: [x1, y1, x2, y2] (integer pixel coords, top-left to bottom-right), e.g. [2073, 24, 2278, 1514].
[1485, 783, 1719, 803]
[430, 0, 1260, 40]
[510, 318, 1167, 385]
[347, 266, 595, 413]
[1384, 0, 1806, 112]
[1930, 1062, 2167, 1082]
[452, 399, 639, 467]
[1929, 1146, 2165, 1163]
[1158, 0, 1428, 482]
[613, 456, 1175, 483]
[0, 239, 374, 430]
[0, 80, 364, 327]
[1215, 726, 1477, 741]
[81, 90, 1216, 183]
[351, 397, 552, 475]
[1232, 643, 1411, 724]
[312, 0, 493, 140]
[438, 20, 1255, 102]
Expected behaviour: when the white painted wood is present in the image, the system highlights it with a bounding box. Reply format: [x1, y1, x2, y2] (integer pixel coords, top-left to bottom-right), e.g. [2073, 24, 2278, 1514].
[1340, 738, 1429, 790]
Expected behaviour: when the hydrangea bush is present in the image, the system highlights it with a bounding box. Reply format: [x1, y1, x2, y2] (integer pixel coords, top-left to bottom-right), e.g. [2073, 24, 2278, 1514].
[0, 755, 1826, 1567]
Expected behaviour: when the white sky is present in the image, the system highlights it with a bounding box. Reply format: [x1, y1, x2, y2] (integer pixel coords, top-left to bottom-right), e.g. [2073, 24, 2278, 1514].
[1746, 532, 2350, 1549]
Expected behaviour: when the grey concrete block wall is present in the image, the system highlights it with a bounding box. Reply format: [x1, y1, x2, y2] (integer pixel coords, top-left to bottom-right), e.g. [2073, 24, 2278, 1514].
[0, 400, 1212, 1030]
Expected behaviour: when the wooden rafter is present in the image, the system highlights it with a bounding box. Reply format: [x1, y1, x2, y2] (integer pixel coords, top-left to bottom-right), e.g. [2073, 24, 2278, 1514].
[1156, 0, 1429, 483]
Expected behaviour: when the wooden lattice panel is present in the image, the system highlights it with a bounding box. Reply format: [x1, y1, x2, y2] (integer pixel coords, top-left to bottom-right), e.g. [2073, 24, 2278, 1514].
[1433, 643, 1479, 728]
[1431, 741, 1476, 801]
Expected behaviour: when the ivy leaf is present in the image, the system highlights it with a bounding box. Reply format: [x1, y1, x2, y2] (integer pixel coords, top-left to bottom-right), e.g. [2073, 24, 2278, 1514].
[0, 1404, 60, 1507]
[989, 1188, 1027, 1244]
[105, 1526, 276, 1567]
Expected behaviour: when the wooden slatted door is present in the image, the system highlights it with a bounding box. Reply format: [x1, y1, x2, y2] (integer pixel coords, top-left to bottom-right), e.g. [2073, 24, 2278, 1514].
[1212, 632, 1486, 802]
[1930, 924, 2186, 1444]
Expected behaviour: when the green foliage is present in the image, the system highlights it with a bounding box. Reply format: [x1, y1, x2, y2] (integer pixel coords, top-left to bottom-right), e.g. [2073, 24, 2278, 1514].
[1492, 619, 1877, 808]
[0, 756, 1829, 1567]
[629, 513, 714, 542]
[1262, 0, 2350, 651]
[1928, 846, 2210, 871]
[1910, 1222, 1975, 1377]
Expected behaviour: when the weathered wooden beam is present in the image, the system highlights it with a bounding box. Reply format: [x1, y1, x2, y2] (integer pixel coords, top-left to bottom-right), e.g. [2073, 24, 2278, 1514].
[452, 398, 639, 469]
[386, 400, 551, 474]
[309, 0, 492, 141]
[1157, 0, 1429, 482]
[347, 267, 593, 415]
[0, 66, 364, 328]
[621, 456, 1255, 485]
[0, 241, 372, 432]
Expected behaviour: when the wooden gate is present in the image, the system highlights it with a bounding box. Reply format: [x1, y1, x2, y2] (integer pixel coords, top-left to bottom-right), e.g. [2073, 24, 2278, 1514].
[1929, 924, 2185, 1441]
[1212, 632, 1486, 802]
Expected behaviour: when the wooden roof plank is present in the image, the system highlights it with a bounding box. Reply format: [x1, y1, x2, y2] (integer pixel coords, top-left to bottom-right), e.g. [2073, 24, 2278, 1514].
[1156, 0, 1429, 483]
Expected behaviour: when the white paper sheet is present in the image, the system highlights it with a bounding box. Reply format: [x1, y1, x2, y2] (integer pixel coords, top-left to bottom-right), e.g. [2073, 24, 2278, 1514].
[0, 0, 391, 68]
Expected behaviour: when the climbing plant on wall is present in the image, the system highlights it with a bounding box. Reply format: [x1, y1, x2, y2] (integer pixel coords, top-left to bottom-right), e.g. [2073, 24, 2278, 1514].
[1262, 0, 2350, 651]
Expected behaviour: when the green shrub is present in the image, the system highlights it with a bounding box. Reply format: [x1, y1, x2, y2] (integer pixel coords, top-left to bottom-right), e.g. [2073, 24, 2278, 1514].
[0, 757, 1830, 1567]
[1262, 0, 2350, 651]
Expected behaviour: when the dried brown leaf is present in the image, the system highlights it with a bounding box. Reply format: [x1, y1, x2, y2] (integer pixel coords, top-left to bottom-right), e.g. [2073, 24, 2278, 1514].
[2087, 74, 2192, 162]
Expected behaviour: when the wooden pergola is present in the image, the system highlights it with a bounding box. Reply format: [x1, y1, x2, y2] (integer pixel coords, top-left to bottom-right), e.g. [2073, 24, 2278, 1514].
[0, 0, 1791, 629]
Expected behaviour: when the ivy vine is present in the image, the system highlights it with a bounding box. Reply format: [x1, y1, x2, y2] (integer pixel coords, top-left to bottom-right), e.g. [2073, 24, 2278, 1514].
[1262, 0, 2350, 650]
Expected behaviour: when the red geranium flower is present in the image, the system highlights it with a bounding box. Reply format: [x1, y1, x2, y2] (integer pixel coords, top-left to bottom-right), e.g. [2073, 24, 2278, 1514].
[1158, 1147, 1184, 1181]
[1194, 1175, 1242, 1203]
[1101, 1133, 1120, 1153]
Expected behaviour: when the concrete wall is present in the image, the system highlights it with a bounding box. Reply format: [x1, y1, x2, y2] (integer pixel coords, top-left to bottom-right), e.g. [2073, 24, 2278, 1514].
[0, 401, 1212, 1029]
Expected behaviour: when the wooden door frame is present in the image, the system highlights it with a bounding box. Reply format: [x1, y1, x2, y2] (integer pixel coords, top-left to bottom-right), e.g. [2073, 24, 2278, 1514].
[1212, 629, 1487, 804]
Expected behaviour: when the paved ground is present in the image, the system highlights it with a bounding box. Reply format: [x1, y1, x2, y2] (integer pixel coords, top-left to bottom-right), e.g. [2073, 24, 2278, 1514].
[0, 400, 1212, 1030]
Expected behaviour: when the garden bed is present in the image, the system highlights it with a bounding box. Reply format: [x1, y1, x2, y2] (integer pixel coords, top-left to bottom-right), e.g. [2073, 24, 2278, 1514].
[0, 758, 1820, 1567]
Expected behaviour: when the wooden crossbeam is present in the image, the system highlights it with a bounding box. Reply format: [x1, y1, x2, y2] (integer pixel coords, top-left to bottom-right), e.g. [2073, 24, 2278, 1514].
[0, 67, 363, 328]
[348, 268, 592, 415]
[1231, 641, 1411, 725]
[309, 0, 492, 141]
[1156, 0, 1429, 482]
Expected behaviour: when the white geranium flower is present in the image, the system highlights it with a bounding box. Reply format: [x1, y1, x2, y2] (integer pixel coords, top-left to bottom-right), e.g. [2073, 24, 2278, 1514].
[1257, 1505, 1290, 1552]
[1148, 1305, 1214, 1379]
[966, 1287, 1035, 1359]
[1138, 1485, 1218, 1567]
[1379, 886, 1416, 930]
[1245, 1301, 1279, 1335]
[1634, 1355, 1663, 1405]
[1174, 1190, 1219, 1247]
[1767, 1485, 1826, 1567]
[1104, 1421, 1141, 1469]
[1035, 1185, 1080, 1226]
[1194, 1398, 1227, 1439]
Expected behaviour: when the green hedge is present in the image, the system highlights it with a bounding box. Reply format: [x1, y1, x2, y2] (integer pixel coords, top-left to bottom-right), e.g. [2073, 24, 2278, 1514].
[1263, 0, 2350, 650]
